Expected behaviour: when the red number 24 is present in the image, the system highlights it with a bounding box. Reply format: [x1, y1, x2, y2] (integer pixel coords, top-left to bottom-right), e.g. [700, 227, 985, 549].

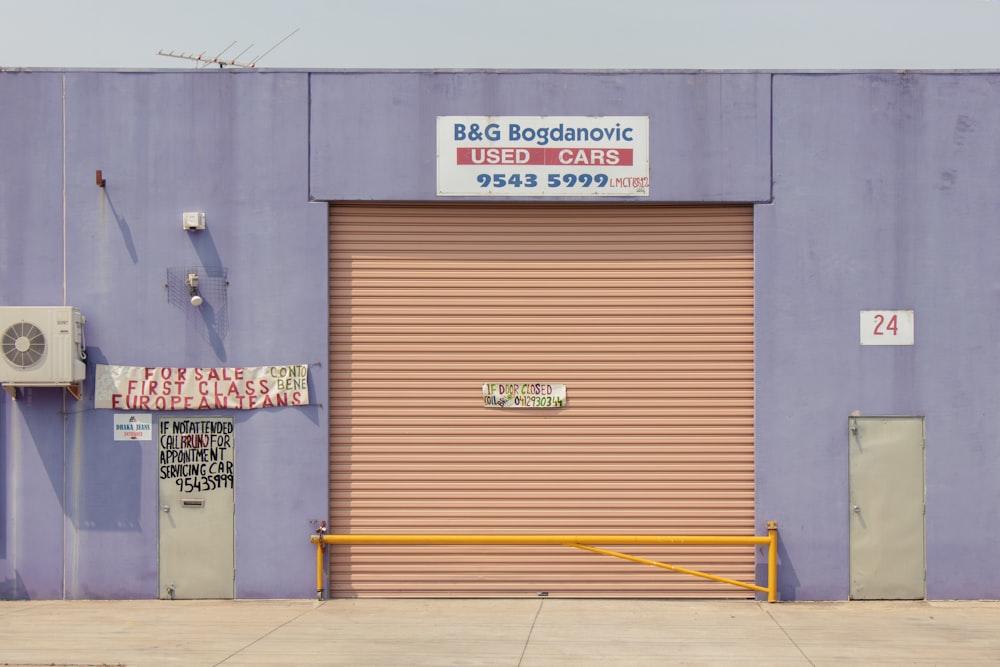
[873, 314, 898, 336]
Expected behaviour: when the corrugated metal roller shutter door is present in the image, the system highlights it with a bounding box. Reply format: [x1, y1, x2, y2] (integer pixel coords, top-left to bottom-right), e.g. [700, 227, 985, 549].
[329, 203, 754, 598]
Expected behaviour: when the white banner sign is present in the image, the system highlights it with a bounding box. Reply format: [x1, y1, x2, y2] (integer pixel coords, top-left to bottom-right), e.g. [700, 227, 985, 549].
[95, 364, 309, 410]
[438, 116, 649, 197]
[114, 413, 153, 440]
[483, 383, 566, 408]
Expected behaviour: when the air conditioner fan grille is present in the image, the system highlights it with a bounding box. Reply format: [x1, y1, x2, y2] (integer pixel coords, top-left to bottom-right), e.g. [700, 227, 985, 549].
[2, 321, 47, 369]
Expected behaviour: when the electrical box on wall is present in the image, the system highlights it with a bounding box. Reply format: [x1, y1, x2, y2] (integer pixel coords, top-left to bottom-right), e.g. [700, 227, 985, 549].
[182, 211, 206, 230]
[0, 306, 87, 399]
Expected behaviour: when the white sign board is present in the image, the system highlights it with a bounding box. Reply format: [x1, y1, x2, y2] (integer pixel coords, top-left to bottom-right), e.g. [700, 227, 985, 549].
[860, 310, 914, 345]
[114, 413, 153, 441]
[438, 116, 649, 197]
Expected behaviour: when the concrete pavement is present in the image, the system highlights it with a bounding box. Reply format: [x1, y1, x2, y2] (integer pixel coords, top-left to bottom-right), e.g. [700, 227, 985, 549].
[1, 598, 998, 666]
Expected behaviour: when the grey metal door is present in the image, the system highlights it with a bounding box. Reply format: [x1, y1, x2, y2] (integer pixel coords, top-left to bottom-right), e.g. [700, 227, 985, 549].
[158, 416, 235, 599]
[849, 416, 925, 599]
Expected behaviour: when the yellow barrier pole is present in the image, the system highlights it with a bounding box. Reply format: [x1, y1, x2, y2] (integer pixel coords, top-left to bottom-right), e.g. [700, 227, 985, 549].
[767, 521, 778, 603]
[318, 534, 771, 547]
[315, 539, 324, 600]
[569, 543, 769, 594]
[313, 521, 328, 601]
[311, 528, 780, 601]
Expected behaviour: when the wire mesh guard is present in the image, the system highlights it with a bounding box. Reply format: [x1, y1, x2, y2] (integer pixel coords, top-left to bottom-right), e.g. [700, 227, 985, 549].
[166, 266, 230, 341]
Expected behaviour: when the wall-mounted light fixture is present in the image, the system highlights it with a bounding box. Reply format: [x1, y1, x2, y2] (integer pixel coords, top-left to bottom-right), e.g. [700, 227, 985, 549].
[182, 211, 206, 231]
[186, 273, 203, 307]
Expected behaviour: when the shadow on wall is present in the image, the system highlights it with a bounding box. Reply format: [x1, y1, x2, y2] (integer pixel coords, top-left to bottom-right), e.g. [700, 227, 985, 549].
[66, 428, 142, 532]
[67, 346, 141, 532]
[18, 381, 142, 532]
[16, 388, 66, 523]
[756, 532, 800, 602]
[0, 404, 5, 559]
[101, 185, 139, 265]
[166, 265, 229, 362]
[176, 222, 230, 362]
[0, 570, 29, 600]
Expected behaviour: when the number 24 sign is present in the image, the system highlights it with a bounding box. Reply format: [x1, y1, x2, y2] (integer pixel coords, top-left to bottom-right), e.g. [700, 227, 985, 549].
[860, 310, 914, 346]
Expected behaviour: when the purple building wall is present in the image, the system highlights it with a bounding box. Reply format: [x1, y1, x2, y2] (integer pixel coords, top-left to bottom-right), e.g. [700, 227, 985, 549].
[3, 68, 1000, 600]
[1, 71, 328, 599]
[760, 72, 1000, 600]
[310, 71, 771, 201]
[1, 72, 66, 599]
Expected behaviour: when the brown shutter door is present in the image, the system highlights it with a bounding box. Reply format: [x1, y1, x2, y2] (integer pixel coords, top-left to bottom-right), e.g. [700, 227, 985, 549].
[329, 203, 754, 597]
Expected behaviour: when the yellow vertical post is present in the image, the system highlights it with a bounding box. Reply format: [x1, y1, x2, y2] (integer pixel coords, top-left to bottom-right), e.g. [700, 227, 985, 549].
[767, 521, 778, 603]
[315, 539, 325, 600]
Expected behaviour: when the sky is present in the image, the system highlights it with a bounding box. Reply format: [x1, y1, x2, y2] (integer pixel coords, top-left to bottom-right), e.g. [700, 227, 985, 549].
[2, 0, 1000, 71]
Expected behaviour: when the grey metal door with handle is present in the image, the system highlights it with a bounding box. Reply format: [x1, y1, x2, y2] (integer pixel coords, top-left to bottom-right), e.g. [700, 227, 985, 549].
[849, 416, 925, 600]
[158, 417, 235, 599]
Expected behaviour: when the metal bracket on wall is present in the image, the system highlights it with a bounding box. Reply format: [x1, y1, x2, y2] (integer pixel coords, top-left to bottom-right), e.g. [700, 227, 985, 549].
[1, 383, 84, 401]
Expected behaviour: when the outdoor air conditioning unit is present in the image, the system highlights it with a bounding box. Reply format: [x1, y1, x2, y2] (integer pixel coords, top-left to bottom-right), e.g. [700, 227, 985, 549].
[0, 306, 87, 399]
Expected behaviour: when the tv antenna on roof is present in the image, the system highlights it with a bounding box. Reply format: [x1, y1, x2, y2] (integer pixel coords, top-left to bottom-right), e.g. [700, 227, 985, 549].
[157, 28, 300, 68]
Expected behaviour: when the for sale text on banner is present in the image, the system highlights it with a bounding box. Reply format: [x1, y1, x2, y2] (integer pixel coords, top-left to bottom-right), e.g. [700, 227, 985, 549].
[95, 364, 309, 411]
[437, 116, 649, 197]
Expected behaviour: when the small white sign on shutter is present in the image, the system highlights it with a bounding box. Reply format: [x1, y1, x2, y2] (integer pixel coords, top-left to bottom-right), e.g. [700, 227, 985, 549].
[483, 383, 566, 408]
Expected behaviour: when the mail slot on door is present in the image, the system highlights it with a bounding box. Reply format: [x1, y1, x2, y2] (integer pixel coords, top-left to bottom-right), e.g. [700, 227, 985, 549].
[182, 498, 206, 508]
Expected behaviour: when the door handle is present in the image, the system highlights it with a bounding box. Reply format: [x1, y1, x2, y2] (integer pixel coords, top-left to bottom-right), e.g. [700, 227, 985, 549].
[853, 505, 861, 513]
[162, 505, 170, 513]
